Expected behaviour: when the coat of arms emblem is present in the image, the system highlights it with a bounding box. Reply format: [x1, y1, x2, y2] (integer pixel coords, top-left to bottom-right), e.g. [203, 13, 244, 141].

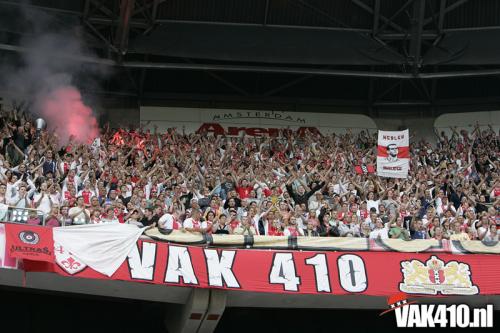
[54, 242, 87, 275]
[399, 256, 478, 295]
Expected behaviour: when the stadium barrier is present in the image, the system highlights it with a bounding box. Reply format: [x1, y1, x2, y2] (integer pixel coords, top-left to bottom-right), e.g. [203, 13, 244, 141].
[2, 222, 500, 296]
[144, 229, 500, 255]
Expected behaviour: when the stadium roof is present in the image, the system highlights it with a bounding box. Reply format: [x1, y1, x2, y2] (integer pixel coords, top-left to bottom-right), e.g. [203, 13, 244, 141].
[1, 0, 500, 115]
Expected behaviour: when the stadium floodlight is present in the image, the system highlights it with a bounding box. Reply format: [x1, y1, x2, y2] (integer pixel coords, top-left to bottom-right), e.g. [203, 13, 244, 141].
[12, 209, 29, 222]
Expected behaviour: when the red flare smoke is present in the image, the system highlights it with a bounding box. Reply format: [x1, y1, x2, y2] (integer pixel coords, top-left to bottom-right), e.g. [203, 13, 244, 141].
[38, 86, 99, 144]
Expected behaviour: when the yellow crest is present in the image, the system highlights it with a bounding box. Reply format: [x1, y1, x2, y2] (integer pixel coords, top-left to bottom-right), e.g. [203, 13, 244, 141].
[399, 255, 478, 295]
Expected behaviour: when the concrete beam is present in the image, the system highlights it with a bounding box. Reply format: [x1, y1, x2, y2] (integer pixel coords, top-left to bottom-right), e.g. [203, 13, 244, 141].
[115, 0, 136, 55]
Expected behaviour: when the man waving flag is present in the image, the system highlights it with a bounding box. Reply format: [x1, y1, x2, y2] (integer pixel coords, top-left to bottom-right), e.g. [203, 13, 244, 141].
[377, 129, 409, 178]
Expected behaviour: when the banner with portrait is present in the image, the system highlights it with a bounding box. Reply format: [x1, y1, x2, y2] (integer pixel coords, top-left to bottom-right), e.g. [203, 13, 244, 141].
[377, 129, 410, 178]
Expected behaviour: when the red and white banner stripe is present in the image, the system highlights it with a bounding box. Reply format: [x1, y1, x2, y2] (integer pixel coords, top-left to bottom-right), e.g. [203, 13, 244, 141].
[377, 129, 409, 178]
[0, 224, 19, 269]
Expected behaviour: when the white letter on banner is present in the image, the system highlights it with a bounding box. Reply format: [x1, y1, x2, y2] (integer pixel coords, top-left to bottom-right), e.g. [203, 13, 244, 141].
[165, 246, 198, 284]
[269, 253, 300, 291]
[204, 249, 240, 288]
[127, 242, 156, 280]
[305, 254, 331, 292]
[337, 254, 367, 292]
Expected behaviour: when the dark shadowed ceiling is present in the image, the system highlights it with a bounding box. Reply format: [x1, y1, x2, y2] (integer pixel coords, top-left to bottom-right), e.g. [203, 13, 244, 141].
[1, 0, 500, 116]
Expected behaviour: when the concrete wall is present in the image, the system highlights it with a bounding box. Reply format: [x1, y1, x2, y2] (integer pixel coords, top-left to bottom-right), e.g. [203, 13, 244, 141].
[373, 111, 500, 144]
[98, 107, 140, 129]
[139, 106, 377, 135]
[373, 116, 437, 144]
[100, 107, 500, 146]
[435, 111, 500, 138]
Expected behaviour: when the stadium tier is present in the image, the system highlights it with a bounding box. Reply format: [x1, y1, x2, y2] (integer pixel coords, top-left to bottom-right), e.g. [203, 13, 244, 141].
[1, 1, 500, 332]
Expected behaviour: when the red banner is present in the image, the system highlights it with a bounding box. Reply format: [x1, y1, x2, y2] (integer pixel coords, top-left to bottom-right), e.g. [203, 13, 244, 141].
[0, 224, 18, 269]
[355, 164, 375, 175]
[24, 240, 499, 296]
[5, 223, 54, 263]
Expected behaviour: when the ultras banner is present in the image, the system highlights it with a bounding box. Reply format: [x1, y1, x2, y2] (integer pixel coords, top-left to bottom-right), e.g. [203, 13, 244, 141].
[23, 240, 499, 296]
[5, 223, 54, 263]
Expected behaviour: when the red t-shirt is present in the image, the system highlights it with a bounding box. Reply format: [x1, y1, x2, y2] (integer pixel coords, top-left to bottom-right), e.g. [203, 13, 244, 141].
[64, 191, 75, 206]
[286, 227, 300, 237]
[268, 225, 284, 236]
[229, 220, 240, 232]
[236, 186, 253, 199]
[172, 220, 181, 230]
[114, 211, 125, 223]
[63, 162, 70, 174]
[81, 190, 92, 205]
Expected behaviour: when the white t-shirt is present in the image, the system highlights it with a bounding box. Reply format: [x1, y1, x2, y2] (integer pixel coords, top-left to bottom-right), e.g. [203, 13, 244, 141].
[8, 194, 32, 209]
[49, 192, 62, 206]
[366, 199, 380, 213]
[63, 174, 81, 192]
[6, 180, 21, 201]
[127, 219, 144, 227]
[59, 160, 77, 174]
[333, 183, 346, 195]
[33, 193, 52, 214]
[369, 228, 388, 239]
[101, 217, 119, 224]
[308, 198, 321, 211]
[68, 206, 90, 224]
[183, 218, 201, 229]
[0, 203, 8, 220]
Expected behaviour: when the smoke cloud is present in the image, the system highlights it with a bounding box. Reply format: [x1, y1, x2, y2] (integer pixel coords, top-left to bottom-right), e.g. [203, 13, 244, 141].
[0, 2, 107, 144]
[38, 86, 99, 143]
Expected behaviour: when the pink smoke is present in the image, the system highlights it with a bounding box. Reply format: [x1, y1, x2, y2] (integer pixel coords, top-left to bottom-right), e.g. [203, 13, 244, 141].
[38, 86, 99, 144]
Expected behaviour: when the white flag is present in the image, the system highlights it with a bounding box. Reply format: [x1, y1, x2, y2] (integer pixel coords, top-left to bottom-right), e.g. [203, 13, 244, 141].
[53, 224, 145, 277]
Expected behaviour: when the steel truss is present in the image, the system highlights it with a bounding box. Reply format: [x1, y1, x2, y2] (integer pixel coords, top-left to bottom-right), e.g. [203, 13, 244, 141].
[0, 0, 499, 109]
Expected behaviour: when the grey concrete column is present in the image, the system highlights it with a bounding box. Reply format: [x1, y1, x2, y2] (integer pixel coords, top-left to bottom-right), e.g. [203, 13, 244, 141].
[165, 288, 210, 333]
[198, 289, 227, 333]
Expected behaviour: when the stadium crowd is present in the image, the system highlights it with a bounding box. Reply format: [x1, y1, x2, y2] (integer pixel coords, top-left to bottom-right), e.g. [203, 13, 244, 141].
[0, 107, 499, 241]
